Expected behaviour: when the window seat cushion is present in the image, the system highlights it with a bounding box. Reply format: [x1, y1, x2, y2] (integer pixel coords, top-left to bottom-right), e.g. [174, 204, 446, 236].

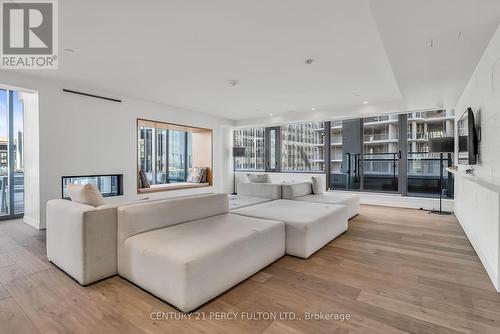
[138, 182, 210, 193]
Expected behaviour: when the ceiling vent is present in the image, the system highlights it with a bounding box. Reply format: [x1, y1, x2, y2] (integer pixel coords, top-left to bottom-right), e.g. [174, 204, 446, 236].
[62, 89, 122, 103]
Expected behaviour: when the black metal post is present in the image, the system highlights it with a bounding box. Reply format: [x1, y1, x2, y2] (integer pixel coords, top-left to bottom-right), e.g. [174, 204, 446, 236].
[8, 91, 14, 216]
[430, 152, 451, 215]
[232, 155, 237, 195]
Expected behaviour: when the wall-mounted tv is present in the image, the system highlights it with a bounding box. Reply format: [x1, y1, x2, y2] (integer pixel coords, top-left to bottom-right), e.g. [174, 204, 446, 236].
[458, 107, 479, 165]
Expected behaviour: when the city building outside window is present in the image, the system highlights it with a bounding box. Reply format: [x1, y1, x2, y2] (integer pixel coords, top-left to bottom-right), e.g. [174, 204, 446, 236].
[233, 128, 265, 171]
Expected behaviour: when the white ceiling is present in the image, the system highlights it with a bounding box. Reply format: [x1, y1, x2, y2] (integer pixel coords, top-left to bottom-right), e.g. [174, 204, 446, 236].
[369, 0, 500, 111]
[14, 0, 500, 120]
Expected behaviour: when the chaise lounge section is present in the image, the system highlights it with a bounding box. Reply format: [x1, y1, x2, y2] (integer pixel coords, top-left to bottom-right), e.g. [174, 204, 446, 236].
[231, 199, 348, 259]
[282, 182, 360, 219]
[117, 194, 285, 312]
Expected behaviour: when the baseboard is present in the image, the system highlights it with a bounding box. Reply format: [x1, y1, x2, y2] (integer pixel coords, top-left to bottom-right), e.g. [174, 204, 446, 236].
[23, 216, 41, 230]
[332, 190, 455, 211]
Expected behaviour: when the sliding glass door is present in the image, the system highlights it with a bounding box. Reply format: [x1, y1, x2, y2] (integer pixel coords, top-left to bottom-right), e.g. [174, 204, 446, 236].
[329, 111, 453, 198]
[406, 110, 455, 198]
[330, 116, 402, 193]
[362, 114, 401, 193]
[0, 89, 24, 219]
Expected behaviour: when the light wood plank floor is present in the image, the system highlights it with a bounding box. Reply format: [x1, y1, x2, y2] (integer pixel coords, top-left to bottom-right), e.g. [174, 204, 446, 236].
[1, 205, 499, 334]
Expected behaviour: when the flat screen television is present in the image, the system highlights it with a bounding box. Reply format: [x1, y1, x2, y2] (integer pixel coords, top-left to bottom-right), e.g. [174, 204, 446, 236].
[458, 107, 478, 165]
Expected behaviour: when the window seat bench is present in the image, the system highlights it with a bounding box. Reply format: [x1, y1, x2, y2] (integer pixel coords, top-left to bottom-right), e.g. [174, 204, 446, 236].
[138, 182, 210, 193]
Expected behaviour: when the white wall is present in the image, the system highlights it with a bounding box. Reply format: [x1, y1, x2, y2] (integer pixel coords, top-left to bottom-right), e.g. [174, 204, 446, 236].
[455, 24, 500, 181]
[19, 92, 40, 228]
[453, 24, 500, 291]
[220, 126, 234, 194]
[0, 71, 233, 229]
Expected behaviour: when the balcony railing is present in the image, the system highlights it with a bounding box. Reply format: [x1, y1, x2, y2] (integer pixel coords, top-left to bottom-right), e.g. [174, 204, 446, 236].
[408, 110, 455, 120]
[363, 133, 398, 142]
[331, 136, 342, 144]
[363, 115, 399, 124]
[329, 152, 453, 197]
[407, 131, 449, 141]
[0, 174, 24, 215]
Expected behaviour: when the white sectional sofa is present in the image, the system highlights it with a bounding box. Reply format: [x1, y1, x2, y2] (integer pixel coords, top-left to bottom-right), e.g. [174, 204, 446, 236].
[117, 194, 285, 312]
[46, 199, 120, 285]
[232, 199, 348, 259]
[281, 182, 360, 219]
[46, 177, 355, 309]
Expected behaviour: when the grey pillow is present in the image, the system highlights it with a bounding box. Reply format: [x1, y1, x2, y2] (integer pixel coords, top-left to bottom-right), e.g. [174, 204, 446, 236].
[247, 174, 270, 183]
[187, 167, 207, 183]
[311, 176, 324, 195]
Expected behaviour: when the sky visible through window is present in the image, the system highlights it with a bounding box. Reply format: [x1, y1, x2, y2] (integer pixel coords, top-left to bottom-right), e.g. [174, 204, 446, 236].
[0, 90, 23, 142]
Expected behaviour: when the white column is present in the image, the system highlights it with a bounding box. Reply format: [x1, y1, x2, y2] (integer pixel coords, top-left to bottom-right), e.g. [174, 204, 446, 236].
[19, 91, 41, 229]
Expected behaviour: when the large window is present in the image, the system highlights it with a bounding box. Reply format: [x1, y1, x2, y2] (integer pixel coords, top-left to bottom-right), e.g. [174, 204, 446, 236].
[281, 122, 324, 172]
[233, 128, 265, 171]
[407, 110, 455, 197]
[234, 122, 324, 173]
[0, 89, 24, 219]
[137, 119, 212, 192]
[234, 109, 454, 199]
[362, 114, 399, 192]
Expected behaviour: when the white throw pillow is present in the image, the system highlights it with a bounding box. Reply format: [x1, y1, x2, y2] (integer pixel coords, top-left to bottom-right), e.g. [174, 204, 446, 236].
[67, 183, 105, 207]
[311, 176, 324, 195]
[247, 174, 270, 183]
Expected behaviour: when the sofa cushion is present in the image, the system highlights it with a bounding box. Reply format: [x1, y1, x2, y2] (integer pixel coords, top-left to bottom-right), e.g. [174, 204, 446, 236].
[311, 176, 324, 195]
[237, 182, 282, 199]
[247, 173, 270, 183]
[281, 182, 313, 199]
[231, 200, 348, 258]
[117, 194, 228, 245]
[292, 192, 360, 219]
[228, 195, 273, 210]
[67, 183, 105, 207]
[118, 213, 285, 312]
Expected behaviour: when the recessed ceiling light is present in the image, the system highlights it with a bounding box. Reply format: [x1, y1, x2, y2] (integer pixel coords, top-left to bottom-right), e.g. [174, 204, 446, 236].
[305, 58, 314, 64]
[311, 107, 316, 111]
[363, 101, 369, 104]
[269, 113, 273, 116]
[228, 80, 238, 87]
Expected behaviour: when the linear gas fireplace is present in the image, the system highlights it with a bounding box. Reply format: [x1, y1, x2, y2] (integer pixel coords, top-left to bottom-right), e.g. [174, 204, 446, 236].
[61, 174, 123, 199]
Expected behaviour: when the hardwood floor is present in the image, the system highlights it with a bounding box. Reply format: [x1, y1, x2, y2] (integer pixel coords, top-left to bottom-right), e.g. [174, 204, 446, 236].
[1, 205, 499, 334]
